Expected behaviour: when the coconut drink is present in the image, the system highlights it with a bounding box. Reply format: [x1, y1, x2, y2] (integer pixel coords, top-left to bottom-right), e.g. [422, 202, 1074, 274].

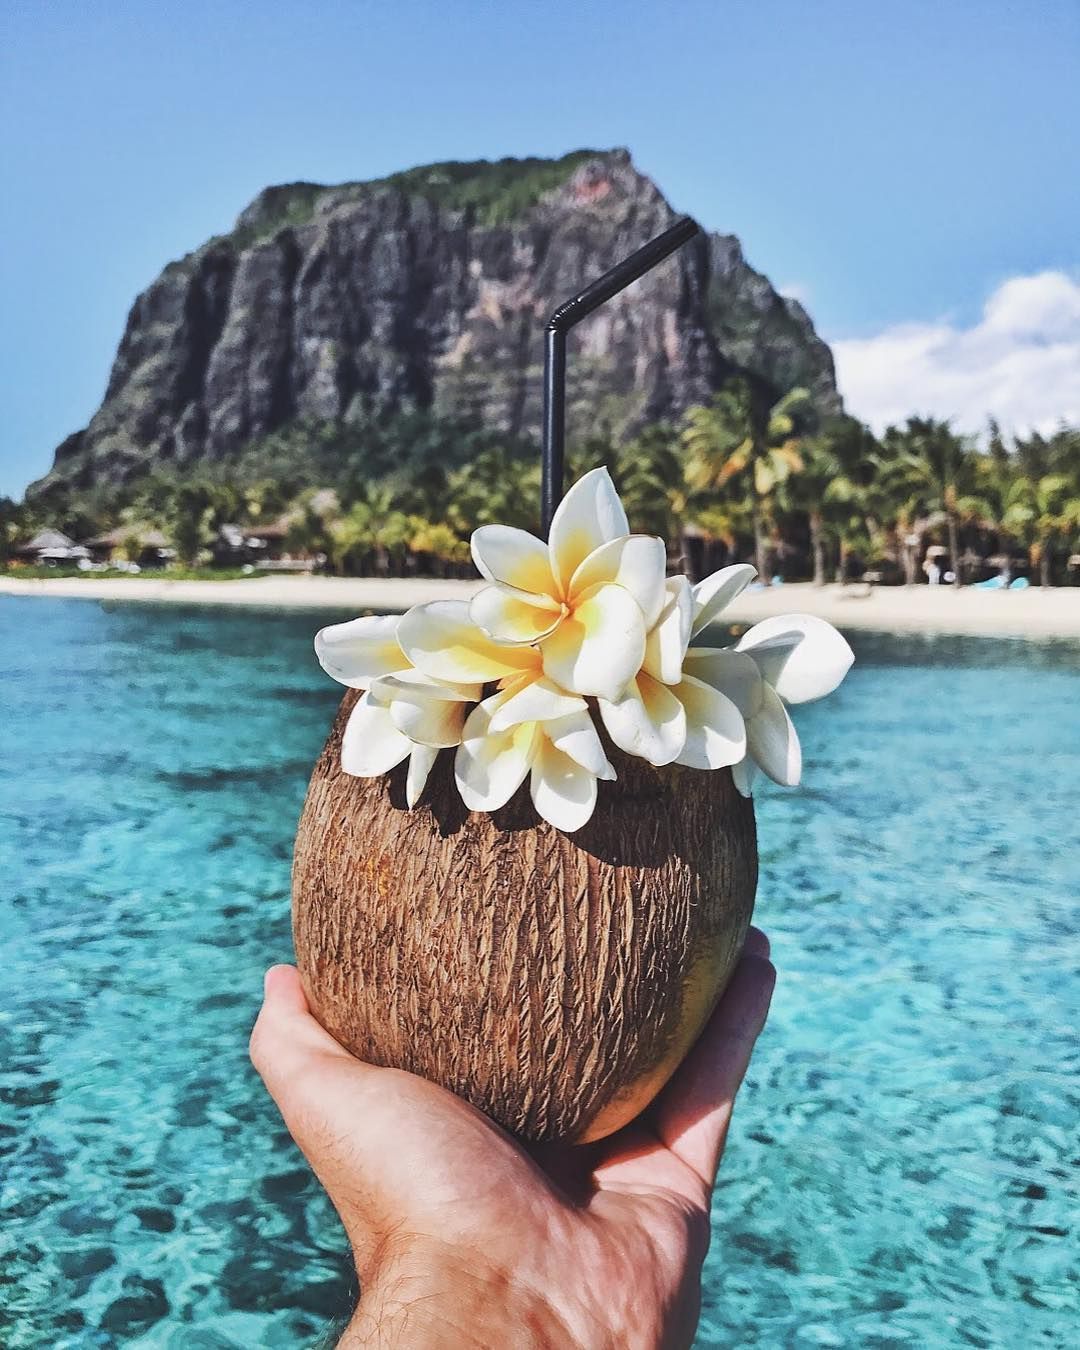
[293, 218, 852, 1143]
[292, 465, 854, 1142]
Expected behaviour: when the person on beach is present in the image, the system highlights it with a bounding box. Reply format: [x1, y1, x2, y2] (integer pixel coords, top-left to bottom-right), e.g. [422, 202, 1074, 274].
[250, 930, 776, 1348]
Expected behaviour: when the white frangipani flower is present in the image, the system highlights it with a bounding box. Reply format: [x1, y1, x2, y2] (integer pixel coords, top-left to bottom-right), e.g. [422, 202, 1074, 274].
[690, 562, 759, 637]
[467, 467, 666, 702]
[597, 565, 756, 770]
[455, 677, 616, 833]
[685, 614, 855, 796]
[736, 613, 856, 704]
[314, 612, 484, 807]
[314, 613, 411, 687]
[397, 600, 543, 686]
[310, 467, 855, 833]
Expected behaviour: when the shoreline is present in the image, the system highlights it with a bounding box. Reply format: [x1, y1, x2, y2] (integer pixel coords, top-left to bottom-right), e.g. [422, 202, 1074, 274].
[3, 573, 1080, 640]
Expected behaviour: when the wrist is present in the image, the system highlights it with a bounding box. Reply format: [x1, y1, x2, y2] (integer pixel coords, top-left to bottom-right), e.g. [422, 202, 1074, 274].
[338, 1224, 674, 1350]
[339, 1234, 580, 1349]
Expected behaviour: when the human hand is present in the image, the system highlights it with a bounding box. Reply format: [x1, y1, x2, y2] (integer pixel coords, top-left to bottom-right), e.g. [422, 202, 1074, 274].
[250, 929, 775, 1349]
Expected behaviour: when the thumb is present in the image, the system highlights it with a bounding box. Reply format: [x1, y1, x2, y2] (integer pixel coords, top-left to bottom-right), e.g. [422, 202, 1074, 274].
[249, 966, 390, 1249]
[249, 964, 357, 1096]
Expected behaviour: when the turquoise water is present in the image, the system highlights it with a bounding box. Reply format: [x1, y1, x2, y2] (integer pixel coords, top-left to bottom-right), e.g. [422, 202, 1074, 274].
[1, 596, 1077, 1348]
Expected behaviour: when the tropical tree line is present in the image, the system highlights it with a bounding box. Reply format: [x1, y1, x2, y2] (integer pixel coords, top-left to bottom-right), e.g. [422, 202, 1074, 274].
[4, 385, 1079, 585]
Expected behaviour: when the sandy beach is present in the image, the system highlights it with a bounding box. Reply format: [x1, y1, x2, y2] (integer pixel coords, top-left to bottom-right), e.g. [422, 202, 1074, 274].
[3, 573, 1080, 640]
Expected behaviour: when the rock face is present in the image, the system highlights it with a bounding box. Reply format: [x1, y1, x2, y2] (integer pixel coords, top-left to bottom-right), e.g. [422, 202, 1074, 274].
[33, 149, 840, 495]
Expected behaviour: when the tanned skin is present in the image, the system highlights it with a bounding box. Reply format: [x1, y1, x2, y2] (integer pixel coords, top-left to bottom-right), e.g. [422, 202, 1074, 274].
[250, 928, 775, 1348]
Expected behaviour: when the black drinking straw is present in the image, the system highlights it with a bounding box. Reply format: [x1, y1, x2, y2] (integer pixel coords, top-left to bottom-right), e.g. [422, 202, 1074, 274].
[541, 215, 700, 536]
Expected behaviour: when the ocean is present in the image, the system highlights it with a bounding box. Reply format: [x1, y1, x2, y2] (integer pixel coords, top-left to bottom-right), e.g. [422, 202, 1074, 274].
[1, 596, 1077, 1348]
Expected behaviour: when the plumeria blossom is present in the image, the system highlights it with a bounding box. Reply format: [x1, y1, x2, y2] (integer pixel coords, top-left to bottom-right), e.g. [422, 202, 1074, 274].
[596, 563, 758, 770]
[683, 614, 855, 796]
[312, 466, 855, 833]
[398, 600, 619, 830]
[467, 467, 667, 702]
[315, 609, 501, 807]
[454, 676, 617, 832]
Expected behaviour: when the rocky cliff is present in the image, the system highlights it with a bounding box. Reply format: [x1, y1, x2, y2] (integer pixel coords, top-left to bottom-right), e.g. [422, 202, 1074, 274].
[33, 149, 840, 496]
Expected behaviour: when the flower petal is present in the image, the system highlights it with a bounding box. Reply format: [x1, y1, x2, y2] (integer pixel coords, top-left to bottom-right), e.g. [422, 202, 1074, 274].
[737, 614, 855, 704]
[374, 670, 482, 702]
[730, 755, 758, 798]
[682, 647, 764, 718]
[540, 582, 646, 701]
[673, 674, 746, 770]
[470, 525, 558, 599]
[454, 694, 540, 812]
[398, 600, 541, 683]
[568, 535, 667, 628]
[691, 563, 757, 636]
[340, 693, 412, 776]
[642, 576, 693, 684]
[405, 744, 439, 808]
[598, 672, 687, 767]
[544, 709, 616, 780]
[488, 676, 587, 732]
[314, 615, 408, 688]
[547, 466, 630, 592]
[746, 684, 802, 785]
[530, 738, 598, 833]
[469, 583, 563, 646]
[388, 693, 469, 748]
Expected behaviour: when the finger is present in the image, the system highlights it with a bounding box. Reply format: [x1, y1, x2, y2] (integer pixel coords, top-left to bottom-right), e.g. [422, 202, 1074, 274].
[250, 965, 531, 1222]
[249, 966, 400, 1254]
[263, 963, 312, 1014]
[650, 951, 775, 1195]
[249, 964, 365, 1103]
[743, 926, 770, 960]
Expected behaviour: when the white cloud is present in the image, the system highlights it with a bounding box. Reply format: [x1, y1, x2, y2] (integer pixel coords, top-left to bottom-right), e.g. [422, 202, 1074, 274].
[832, 271, 1080, 437]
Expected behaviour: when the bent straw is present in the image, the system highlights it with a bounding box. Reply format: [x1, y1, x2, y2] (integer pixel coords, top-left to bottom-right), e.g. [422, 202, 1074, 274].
[541, 215, 700, 535]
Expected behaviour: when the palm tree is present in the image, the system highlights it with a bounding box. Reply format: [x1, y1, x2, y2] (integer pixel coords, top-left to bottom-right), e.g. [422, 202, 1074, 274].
[285, 498, 334, 566]
[682, 378, 813, 578]
[613, 424, 687, 542]
[1003, 473, 1080, 586]
[445, 447, 539, 536]
[166, 482, 214, 565]
[328, 483, 419, 576]
[328, 505, 372, 575]
[785, 416, 879, 584]
[878, 418, 974, 584]
[408, 519, 470, 577]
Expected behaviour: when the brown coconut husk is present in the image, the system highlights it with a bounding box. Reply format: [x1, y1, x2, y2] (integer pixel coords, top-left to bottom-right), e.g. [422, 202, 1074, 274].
[293, 689, 758, 1143]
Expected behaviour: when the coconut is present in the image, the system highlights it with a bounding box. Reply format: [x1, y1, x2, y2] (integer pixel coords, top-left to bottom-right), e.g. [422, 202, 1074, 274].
[292, 688, 758, 1143]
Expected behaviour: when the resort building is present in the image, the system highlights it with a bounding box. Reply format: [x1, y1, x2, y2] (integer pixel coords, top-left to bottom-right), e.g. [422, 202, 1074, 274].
[15, 529, 90, 565]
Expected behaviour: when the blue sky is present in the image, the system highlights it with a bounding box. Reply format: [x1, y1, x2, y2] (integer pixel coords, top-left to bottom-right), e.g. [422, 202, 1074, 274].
[2, 0, 1078, 496]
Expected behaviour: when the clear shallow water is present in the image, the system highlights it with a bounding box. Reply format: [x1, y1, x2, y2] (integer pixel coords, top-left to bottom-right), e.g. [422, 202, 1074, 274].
[1, 597, 1077, 1348]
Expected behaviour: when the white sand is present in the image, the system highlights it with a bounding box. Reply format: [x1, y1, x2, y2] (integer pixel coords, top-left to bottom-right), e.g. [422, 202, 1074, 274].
[3, 573, 1080, 640]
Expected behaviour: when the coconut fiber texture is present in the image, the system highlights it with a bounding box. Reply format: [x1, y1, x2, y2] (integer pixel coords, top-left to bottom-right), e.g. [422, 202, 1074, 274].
[293, 690, 758, 1143]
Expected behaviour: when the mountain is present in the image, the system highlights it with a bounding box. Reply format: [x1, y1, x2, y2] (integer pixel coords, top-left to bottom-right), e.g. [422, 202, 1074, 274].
[29, 149, 840, 499]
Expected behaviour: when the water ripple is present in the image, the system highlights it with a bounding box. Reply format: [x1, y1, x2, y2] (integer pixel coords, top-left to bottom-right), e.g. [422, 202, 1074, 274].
[0, 599, 1076, 1347]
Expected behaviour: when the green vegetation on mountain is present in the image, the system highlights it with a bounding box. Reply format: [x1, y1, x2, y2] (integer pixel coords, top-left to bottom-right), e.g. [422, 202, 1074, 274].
[227, 150, 607, 251]
[7, 403, 1079, 586]
[374, 150, 606, 225]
